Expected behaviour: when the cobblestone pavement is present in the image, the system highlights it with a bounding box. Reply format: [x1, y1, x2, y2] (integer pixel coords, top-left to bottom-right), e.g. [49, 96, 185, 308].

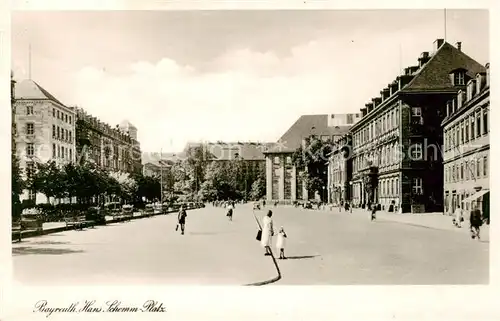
[12, 204, 488, 285]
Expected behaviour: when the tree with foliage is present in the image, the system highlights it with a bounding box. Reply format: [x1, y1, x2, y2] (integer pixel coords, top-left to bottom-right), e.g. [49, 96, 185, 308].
[249, 175, 266, 200]
[109, 171, 138, 204]
[198, 180, 218, 202]
[135, 174, 161, 203]
[30, 161, 66, 203]
[292, 137, 332, 201]
[12, 154, 24, 219]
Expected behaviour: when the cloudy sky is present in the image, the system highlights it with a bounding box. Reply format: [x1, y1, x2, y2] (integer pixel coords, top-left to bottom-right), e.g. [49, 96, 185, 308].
[11, 10, 489, 152]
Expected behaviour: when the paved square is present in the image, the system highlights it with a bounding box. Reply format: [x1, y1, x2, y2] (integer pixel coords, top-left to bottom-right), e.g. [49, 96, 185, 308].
[12, 204, 489, 285]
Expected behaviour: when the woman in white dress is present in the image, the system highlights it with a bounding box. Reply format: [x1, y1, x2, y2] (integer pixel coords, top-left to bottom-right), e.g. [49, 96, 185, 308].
[261, 210, 274, 256]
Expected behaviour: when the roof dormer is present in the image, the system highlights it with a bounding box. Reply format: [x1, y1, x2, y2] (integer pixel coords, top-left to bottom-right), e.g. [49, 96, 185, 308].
[380, 88, 390, 102]
[418, 52, 430, 67]
[476, 72, 486, 93]
[457, 90, 465, 109]
[449, 67, 468, 86]
[389, 81, 398, 96]
[466, 79, 476, 101]
[486, 63, 490, 87]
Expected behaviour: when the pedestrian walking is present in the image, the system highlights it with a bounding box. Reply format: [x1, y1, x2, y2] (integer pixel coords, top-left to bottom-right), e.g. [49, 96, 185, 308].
[261, 210, 275, 256]
[177, 205, 187, 235]
[344, 201, 350, 213]
[370, 203, 377, 221]
[226, 203, 234, 221]
[276, 226, 287, 259]
[453, 205, 463, 228]
[469, 204, 482, 240]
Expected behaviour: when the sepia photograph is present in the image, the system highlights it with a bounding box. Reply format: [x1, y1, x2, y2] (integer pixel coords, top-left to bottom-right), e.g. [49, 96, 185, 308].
[10, 9, 489, 288]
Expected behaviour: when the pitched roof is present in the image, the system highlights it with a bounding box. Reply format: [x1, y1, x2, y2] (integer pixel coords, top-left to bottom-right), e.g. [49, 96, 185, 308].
[204, 142, 273, 161]
[276, 114, 351, 150]
[403, 42, 486, 92]
[142, 152, 182, 164]
[14, 79, 66, 106]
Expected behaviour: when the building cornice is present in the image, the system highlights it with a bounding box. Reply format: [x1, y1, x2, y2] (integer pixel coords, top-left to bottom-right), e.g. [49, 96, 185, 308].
[350, 92, 401, 132]
[441, 87, 490, 127]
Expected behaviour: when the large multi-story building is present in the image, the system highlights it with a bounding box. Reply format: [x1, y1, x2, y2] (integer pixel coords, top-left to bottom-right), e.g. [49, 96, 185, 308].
[264, 113, 357, 203]
[75, 108, 142, 174]
[442, 63, 489, 216]
[327, 134, 353, 204]
[14, 79, 77, 203]
[349, 39, 486, 213]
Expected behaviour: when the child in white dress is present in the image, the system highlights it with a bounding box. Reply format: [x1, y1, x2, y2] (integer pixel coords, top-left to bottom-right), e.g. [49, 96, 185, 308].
[276, 226, 287, 259]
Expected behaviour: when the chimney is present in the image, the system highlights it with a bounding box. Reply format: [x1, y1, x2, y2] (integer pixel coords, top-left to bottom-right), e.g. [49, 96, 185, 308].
[418, 52, 430, 67]
[456, 42, 462, 51]
[433, 39, 444, 51]
[361, 107, 367, 117]
[373, 97, 382, 109]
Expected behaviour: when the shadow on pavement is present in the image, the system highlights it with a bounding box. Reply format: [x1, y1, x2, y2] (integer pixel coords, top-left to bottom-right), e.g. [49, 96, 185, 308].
[12, 247, 84, 256]
[283, 255, 319, 260]
[30, 240, 72, 245]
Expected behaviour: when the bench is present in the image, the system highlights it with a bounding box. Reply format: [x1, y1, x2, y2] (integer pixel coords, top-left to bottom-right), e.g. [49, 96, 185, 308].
[12, 219, 43, 242]
[12, 221, 22, 242]
[65, 216, 95, 230]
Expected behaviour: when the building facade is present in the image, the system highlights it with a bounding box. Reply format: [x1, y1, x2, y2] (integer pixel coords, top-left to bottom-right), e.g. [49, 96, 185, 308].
[264, 114, 354, 203]
[327, 134, 353, 204]
[349, 39, 486, 213]
[76, 108, 142, 174]
[14, 79, 77, 203]
[442, 63, 489, 216]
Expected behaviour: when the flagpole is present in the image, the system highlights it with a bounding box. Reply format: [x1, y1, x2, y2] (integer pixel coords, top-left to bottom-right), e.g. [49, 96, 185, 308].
[28, 43, 32, 79]
[444, 9, 447, 42]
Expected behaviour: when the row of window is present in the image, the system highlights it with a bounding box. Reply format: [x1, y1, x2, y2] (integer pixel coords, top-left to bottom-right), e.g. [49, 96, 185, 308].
[354, 106, 401, 147]
[52, 125, 73, 142]
[444, 106, 488, 152]
[445, 155, 488, 183]
[273, 156, 292, 165]
[352, 177, 422, 199]
[52, 143, 73, 160]
[379, 177, 401, 197]
[354, 142, 400, 172]
[53, 108, 73, 124]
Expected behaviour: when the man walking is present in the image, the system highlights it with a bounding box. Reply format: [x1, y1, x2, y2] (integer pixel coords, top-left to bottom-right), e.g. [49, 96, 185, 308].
[177, 205, 188, 235]
[469, 204, 482, 240]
